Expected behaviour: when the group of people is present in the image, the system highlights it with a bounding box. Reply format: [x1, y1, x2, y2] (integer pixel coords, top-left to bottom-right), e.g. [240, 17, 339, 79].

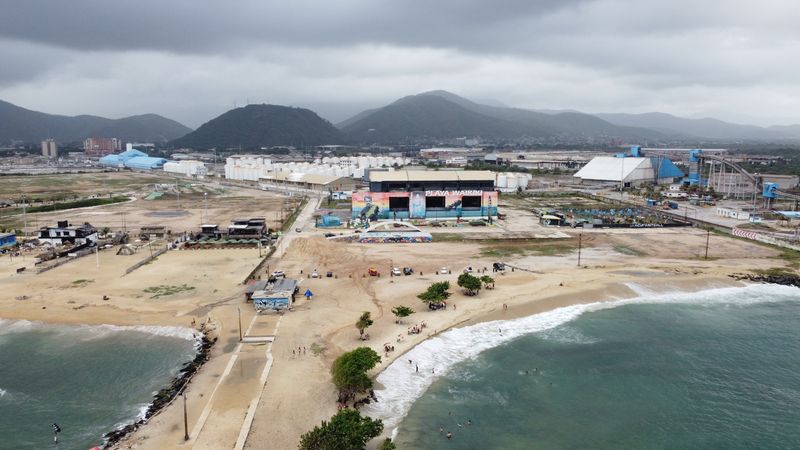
[383, 343, 395, 354]
[438, 416, 472, 440]
[292, 346, 307, 357]
[407, 320, 427, 335]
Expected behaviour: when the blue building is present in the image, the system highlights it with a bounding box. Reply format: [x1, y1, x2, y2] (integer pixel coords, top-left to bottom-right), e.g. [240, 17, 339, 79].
[99, 149, 167, 170]
[0, 232, 16, 248]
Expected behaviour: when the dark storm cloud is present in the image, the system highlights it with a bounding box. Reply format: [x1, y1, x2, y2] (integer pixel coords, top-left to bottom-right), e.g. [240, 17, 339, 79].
[0, 0, 581, 53]
[1, 0, 799, 127]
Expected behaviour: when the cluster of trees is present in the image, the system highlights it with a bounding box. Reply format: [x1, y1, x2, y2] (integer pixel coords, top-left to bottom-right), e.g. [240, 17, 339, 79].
[457, 273, 495, 296]
[298, 409, 395, 450]
[417, 281, 452, 307]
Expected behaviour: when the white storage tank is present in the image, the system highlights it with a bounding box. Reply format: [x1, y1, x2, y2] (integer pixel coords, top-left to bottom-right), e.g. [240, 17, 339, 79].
[496, 174, 508, 189]
[517, 174, 528, 189]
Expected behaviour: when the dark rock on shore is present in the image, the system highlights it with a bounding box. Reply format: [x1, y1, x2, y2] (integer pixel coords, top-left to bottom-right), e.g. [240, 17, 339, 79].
[103, 333, 216, 448]
[729, 272, 800, 287]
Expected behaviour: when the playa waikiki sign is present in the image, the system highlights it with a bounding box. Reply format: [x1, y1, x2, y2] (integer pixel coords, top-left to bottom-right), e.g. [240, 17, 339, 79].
[424, 190, 483, 196]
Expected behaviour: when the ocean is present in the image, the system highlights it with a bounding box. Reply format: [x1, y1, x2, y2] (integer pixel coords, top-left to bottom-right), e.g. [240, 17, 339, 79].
[0, 320, 198, 450]
[365, 284, 800, 449]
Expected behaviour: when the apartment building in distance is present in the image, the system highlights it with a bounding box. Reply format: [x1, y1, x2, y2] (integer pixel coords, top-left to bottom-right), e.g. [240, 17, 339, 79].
[84, 137, 122, 156]
[41, 139, 57, 158]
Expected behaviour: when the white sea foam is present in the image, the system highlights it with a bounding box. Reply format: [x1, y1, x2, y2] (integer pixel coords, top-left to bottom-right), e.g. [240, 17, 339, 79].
[363, 283, 800, 436]
[0, 318, 200, 343]
[0, 388, 6, 397]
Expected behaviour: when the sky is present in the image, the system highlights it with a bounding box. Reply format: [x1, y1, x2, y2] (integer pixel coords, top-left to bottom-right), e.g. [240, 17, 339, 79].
[1, 0, 799, 129]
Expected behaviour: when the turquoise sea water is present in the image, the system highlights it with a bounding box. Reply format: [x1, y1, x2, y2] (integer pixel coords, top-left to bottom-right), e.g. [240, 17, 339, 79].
[0, 321, 197, 450]
[367, 284, 800, 449]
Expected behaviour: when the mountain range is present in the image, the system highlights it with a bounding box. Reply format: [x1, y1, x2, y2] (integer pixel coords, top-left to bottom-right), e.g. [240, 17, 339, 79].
[4, 92, 800, 149]
[339, 90, 664, 143]
[0, 100, 191, 144]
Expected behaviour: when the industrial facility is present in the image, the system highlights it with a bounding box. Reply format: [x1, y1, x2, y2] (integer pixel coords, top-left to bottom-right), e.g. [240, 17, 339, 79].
[163, 160, 207, 178]
[573, 146, 684, 187]
[224, 155, 409, 182]
[351, 170, 498, 221]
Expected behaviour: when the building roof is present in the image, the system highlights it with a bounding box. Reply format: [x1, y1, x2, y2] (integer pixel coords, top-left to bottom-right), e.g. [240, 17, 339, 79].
[369, 170, 496, 183]
[246, 278, 298, 295]
[259, 171, 344, 186]
[573, 157, 649, 182]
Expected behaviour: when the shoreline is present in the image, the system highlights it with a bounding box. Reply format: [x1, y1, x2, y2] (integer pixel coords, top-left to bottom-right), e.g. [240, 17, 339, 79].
[0, 318, 216, 449]
[103, 332, 217, 448]
[362, 275, 752, 440]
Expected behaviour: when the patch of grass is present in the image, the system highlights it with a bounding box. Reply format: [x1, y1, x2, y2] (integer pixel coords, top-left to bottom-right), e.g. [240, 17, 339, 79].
[480, 241, 575, 258]
[143, 284, 195, 298]
[612, 245, 647, 257]
[752, 267, 795, 277]
[68, 279, 94, 288]
[430, 233, 468, 242]
[778, 249, 800, 269]
[27, 196, 129, 213]
[310, 342, 326, 356]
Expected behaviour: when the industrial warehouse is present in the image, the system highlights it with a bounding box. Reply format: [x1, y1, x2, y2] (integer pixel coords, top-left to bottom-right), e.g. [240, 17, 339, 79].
[351, 170, 498, 221]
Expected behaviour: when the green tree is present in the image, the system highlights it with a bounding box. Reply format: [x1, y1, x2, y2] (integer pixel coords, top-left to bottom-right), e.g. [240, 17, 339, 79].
[457, 272, 482, 296]
[391, 305, 415, 324]
[331, 347, 381, 405]
[355, 311, 373, 339]
[378, 438, 397, 450]
[417, 281, 451, 308]
[480, 275, 495, 289]
[298, 409, 383, 450]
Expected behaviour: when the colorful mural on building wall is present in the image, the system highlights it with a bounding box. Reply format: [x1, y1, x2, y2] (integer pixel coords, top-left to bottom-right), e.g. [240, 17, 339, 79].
[352, 190, 498, 219]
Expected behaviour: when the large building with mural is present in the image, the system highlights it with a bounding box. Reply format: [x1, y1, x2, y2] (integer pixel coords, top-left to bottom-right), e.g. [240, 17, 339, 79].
[352, 170, 498, 221]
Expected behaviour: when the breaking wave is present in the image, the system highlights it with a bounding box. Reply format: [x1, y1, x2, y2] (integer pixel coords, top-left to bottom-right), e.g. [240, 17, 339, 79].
[362, 283, 800, 437]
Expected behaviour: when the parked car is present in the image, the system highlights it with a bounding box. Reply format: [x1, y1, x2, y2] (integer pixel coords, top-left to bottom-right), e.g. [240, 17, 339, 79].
[464, 266, 474, 273]
[271, 270, 285, 278]
[368, 267, 379, 276]
[391, 267, 402, 276]
[311, 270, 320, 278]
[439, 267, 450, 274]
[323, 232, 335, 238]
[492, 262, 505, 272]
[295, 227, 302, 232]
[326, 271, 333, 277]
[403, 267, 413, 275]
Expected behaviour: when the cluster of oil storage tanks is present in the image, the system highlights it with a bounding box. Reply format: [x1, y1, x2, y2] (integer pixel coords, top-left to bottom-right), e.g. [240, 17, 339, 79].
[224, 156, 410, 181]
[495, 172, 532, 191]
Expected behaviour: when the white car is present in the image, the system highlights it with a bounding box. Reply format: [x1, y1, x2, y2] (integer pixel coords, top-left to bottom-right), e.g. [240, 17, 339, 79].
[311, 270, 320, 278]
[391, 267, 402, 276]
[271, 270, 285, 278]
[439, 267, 450, 274]
[464, 266, 474, 273]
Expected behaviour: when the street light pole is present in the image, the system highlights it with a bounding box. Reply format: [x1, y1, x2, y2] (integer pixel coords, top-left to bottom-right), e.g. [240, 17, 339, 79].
[182, 391, 189, 441]
[577, 233, 583, 266]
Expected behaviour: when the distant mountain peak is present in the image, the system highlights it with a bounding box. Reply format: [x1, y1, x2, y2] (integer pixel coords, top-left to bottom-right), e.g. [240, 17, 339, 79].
[0, 99, 191, 144]
[169, 103, 344, 149]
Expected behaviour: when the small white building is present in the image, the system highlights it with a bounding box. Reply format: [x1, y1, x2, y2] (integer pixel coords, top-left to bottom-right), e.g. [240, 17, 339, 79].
[163, 160, 207, 178]
[37, 221, 98, 246]
[716, 207, 750, 221]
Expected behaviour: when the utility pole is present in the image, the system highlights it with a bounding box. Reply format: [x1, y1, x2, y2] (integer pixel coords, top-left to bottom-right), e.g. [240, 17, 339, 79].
[577, 233, 583, 266]
[182, 391, 189, 441]
[238, 307, 243, 341]
[21, 194, 27, 239]
[203, 192, 208, 224]
[704, 228, 710, 260]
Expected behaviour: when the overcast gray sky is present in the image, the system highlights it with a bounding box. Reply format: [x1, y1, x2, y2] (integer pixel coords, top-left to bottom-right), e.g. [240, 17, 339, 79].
[1, 0, 799, 128]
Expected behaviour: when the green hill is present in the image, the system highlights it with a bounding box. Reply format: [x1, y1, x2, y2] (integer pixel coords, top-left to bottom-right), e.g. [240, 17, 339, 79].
[340, 91, 664, 143]
[169, 104, 345, 149]
[0, 99, 191, 144]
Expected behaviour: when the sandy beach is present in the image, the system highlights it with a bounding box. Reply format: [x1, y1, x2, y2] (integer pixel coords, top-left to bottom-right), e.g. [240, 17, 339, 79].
[0, 207, 784, 449]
